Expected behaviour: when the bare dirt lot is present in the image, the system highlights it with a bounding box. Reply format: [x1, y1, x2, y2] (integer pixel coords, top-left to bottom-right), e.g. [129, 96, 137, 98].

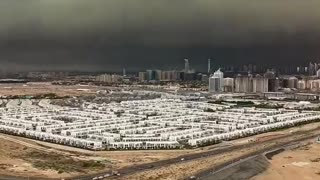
[0, 135, 112, 179]
[0, 133, 190, 179]
[252, 142, 320, 180]
[0, 83, 100, 97]
[120, 123, 320, 180]
[0, 120, 320, 179]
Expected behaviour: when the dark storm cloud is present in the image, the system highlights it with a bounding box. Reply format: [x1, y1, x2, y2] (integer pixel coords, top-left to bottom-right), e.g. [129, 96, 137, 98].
[0, 0, 320, 71]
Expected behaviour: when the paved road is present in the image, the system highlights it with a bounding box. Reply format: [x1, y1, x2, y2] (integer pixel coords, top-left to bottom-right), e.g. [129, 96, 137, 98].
[191, 135, 318, 180]
[75, 128, 320, 180]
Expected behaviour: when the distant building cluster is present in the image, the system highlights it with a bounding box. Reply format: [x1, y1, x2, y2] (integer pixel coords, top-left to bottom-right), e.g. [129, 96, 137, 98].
[133, 59, 320, 94]
[138, 70, 209, 82]
[209, 69, 269, 93]
[138, 59, 209, 82]
[96, 74, 122, 83]
[207, 65, 320, 94]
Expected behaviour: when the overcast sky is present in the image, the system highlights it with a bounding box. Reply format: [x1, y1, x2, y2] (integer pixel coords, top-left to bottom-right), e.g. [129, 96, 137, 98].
[0, 0, 320, 72]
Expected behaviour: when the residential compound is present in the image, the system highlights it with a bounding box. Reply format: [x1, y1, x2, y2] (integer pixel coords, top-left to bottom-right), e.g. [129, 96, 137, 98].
[96, 74, 122, 83]
[1, 96, 320, 150]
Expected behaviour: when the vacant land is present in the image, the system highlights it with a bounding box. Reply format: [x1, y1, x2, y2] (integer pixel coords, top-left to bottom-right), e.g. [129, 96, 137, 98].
[0, 83, 100, 97]
[0, 122, 320, 179]
[253, 142, 320, 180]
[120, 124, 320, 180]
[0, 133, 190, 179]
[0, 135, 112, 179]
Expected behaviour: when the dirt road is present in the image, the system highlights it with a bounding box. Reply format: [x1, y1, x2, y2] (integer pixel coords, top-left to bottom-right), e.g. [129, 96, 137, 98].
[1, 124, 320, 180]
[75, 127, 320, 180]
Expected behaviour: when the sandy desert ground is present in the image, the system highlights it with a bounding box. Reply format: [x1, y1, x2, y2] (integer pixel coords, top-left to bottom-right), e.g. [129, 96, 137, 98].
[253, 142, 320, 180]
[0, 133, 191, 179]
[120, 123, 320, 180]
[0, 83, 100, 97]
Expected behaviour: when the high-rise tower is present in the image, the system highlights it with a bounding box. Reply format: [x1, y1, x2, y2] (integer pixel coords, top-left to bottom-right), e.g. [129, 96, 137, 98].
[208, 59, 211, 73]
[184, 59, 189, 73]
[123, 68, 126, 77]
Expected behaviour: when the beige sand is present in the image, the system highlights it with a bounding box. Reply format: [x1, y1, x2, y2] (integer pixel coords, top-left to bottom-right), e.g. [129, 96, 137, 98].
[253, 143, 320, 180]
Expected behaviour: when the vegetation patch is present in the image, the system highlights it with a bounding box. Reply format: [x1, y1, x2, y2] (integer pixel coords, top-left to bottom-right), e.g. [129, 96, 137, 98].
[23, 151, 106, 173]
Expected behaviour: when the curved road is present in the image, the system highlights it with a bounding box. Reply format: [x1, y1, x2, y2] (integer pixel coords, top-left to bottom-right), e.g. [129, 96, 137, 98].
[75, 127, 320, 180]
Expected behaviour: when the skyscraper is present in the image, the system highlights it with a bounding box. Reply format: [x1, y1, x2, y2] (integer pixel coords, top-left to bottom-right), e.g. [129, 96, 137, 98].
[288, 77, 298, 89]
[184, 59, 189, 73]
[209, 76, 221, 93]
[208, 59, 211, 74]
[317, 69, 320, 78]
[154, 70, 162, 81]
[209, 69, 224, 93]
[235, 74, 253, 93]
[223, 77, 234, 92]
[146, 70, 155, 81]
[123, 68, 126, 77]
[213, 69, 224, 91]
[309, 62, 315, 76]
[138, 72, 147, 82]
[252, 74, 268, 93]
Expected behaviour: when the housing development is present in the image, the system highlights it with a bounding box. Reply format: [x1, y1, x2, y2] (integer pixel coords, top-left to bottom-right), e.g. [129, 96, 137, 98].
[1, 94, 320, 152]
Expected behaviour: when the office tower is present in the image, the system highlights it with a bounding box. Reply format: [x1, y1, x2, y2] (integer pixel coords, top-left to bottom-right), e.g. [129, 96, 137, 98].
[298, 80, 306, 90]
[184, 59, 190, 73]
[123, 68, 126, 77]
[264, 70, 276, 79]
[171, 71, 179, 81]
[146, 70, 155, 81]
[209, 76, 221, 93]
[310, 80, 320, 91]
[252, 75, 268, 93]
[235, 74, 253, 93]
[154, 70, 162, 81]
[223, 77, 234, 92]
[264, 70, 276, 92]
[309, 62, 315, 75]
[268, 78, 279, 92]
[317, 69, 320, 78]
[288, 77, 298, 89]
[208, 69, 224, 92]
[208, 59, 211, 73]
[213, 69, 224, 91]
[138, 72, 147, 82]
[111, 74, 121, 82]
